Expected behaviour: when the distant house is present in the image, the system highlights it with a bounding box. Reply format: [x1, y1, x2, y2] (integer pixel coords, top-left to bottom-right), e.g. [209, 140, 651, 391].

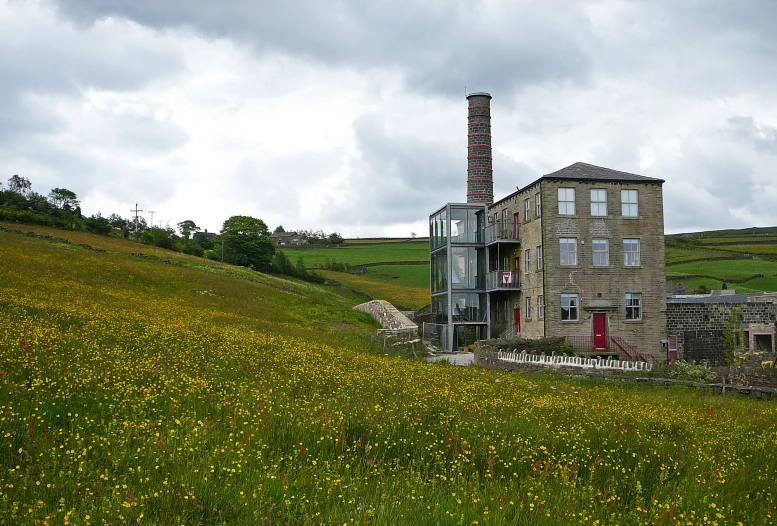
[270, 231, 308, 247]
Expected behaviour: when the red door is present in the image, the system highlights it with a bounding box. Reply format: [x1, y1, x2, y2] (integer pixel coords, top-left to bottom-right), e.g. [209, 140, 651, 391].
[513, 213, 520, 239]
[593, 313, 607, 349]
[515, 308, 521, 333]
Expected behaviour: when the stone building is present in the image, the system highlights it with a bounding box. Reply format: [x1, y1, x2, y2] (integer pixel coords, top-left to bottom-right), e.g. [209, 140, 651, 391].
[270, 231, 308, 247]
[666, 292, 777, 364]
[429, 93, 667, 361]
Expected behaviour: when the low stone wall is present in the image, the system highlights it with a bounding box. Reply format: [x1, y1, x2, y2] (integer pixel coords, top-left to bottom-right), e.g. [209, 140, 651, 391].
[354, 300, 418, 339]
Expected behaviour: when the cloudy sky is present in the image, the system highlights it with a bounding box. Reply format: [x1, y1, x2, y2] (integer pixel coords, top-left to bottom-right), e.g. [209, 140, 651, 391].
[2, 0, 776, 236]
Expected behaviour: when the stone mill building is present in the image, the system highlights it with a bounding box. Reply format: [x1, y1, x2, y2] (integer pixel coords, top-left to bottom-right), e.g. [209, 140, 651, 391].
[429, 92, 667, 361]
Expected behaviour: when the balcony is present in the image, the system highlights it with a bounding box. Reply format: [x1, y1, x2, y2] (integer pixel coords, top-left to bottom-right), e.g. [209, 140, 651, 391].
[485, 223, 520, 245]
[486, 270, 521, 292]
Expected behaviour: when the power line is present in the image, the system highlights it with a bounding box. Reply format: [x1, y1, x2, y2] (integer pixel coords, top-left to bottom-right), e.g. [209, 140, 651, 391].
[130, 203, 143, 233]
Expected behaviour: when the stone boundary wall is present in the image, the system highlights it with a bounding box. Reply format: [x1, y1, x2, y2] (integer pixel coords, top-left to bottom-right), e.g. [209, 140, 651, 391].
[476, 351, 777, 400]
[666, 300, 777, 364]
[353, 260, 429, 268]
[354, 300, 418, 339]
[666, 273, 764, 284]
[665, 256, 752, 267]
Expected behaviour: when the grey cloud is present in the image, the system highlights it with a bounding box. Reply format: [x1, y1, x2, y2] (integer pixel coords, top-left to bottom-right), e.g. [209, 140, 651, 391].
[725, 117, 777, 155]
[319, 114, 536, 229]
[0, 6, 184, 147]
[52, 0, 593, 97]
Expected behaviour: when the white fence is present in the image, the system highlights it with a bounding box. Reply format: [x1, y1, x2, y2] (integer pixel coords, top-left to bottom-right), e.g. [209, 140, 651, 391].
[497, 350, 653, 372]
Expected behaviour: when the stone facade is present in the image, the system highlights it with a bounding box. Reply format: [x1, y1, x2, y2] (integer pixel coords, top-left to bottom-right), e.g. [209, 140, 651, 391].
[483, 168, 667, 360]
[666, 294, 777, 364]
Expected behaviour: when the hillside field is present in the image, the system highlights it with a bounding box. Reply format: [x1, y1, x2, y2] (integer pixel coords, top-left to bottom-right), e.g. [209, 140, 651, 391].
[2, 225, 777, 524]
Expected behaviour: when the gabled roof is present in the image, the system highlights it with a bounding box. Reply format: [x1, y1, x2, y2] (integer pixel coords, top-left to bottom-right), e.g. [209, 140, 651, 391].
[542, 162, 664, 184]
[492, 162, 664, 207]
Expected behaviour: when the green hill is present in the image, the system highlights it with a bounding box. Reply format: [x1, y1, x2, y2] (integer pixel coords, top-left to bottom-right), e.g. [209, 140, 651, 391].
[2, 223, 777, 523]
[666, 226, 777, 292]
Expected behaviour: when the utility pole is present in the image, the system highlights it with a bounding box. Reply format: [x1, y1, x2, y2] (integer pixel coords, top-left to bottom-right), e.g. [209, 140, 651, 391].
[130, 203, 143, 234]
[147, 210, 156, 228]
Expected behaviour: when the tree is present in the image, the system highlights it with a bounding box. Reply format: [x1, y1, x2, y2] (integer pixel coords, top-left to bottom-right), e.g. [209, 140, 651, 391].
[722, 307, 746, 366]
[83, 213, 112, 235]
[48, 188, 79, 210]
[140, 227, 176, 250]
[177, 220, 200, 239]
[7, 175, 31, 196]
[274, 225, 285, 234]
[220, 215, 275, 270]
[107, 214, 130, 231]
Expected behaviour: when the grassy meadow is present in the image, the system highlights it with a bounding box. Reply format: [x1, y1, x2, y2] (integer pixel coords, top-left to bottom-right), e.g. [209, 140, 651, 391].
[318, 268, 430, 311]
[282, 242, 430, 306]
[667, 229, 777, 292]
[2, 225, 777, 524]
[281, 242, 429, 267]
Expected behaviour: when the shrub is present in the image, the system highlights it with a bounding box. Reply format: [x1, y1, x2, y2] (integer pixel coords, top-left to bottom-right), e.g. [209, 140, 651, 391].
[668, 360, 717, 383]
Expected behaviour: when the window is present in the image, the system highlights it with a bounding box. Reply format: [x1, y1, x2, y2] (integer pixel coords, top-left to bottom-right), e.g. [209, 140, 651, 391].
[535, 192, 541, 217]
[502, 209, 508, 223]
[622, 190, 638, 217]
[625, 293, 642, 320]
[624, 239, 641, 266]
[524, 249, 531, 273]
[524, 198, 531, 220]
[537, 245, 543, 270]
[560, 238, 577, 266]
[592, 239, 609, 266]
[590, 189, 607, 216]
[493, 213, 498, 224]
[558, 188, 575, 215]
[561, 293, 579, 321]
[526, 296, 532, 319]
[538, 295, 545, 319]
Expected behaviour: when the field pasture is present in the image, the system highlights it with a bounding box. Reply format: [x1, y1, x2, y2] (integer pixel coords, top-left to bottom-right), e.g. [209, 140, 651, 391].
[282, 240, 430, 307]
[2, 225, 777, 524]
[666, 228, 777, 292]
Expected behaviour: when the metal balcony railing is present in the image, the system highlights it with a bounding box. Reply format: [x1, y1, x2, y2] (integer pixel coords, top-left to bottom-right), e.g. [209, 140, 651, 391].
[564, 336, 654, 363]
[485, 223, 520, 244]
[486, 270, 521, 291]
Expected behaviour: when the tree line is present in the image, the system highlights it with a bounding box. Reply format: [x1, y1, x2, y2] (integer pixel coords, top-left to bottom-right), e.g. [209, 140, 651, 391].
[0, 176, 326, 283]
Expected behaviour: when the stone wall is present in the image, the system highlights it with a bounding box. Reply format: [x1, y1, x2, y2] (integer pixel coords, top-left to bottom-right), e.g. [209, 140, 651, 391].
[540, 180, 667, 360]
[666, 298, 777, 364]
[354, 300, 418, 339]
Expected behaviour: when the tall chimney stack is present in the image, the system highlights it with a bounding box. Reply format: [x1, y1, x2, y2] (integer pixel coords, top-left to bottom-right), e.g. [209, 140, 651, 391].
[466, 92, 493, 204]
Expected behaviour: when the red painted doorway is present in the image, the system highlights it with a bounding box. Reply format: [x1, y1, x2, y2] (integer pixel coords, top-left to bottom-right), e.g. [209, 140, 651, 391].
[514, 308, 521, 333]
[593, 313, 607, 349]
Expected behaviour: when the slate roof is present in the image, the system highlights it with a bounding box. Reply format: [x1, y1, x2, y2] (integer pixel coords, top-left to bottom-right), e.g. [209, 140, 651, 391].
[667, 292, 777, 304]
[493, 162, 664, 207]
[542, 162, 664, 184]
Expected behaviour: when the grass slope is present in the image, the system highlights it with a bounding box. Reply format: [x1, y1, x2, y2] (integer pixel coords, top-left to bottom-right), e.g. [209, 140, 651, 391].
[2, 227, 777, 524]
[282, 242, 429, 267]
